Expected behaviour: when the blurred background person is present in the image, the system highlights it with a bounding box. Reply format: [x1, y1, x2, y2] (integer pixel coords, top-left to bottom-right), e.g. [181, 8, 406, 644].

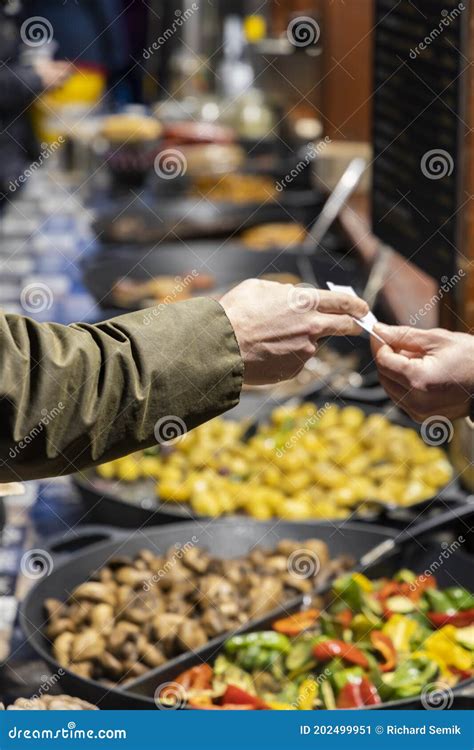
[22, 0, 141, 106]
[0, 0, 70, 201]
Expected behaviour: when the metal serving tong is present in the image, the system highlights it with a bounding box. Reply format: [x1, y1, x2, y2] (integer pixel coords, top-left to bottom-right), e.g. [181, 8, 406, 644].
[297, 157, 368, 286]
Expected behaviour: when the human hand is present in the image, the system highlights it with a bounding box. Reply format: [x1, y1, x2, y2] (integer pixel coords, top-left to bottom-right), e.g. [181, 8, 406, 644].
[372, 324, 474, 422]
[220, 279, 369, 385]
[34, 60, 72, 91]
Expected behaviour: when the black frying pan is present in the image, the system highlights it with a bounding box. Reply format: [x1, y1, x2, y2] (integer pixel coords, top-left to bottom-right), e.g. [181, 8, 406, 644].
[20, 505, 474, 709]
[81, 242, 366, 311]
[81, 242, 385, 403]
[93, 189, 324, 245]
[125, 504, 474, 711]
[20, 517, 397, 710]
[71, 398, 462, 529]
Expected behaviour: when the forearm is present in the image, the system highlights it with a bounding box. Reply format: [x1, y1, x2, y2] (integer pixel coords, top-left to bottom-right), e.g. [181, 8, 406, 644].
[0, 299, 243, 480]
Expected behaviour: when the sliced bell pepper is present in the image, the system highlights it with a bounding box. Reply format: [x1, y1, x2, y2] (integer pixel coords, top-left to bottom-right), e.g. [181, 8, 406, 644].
[334, 609, 354, 628]
[273, 609, 319, 637]
[382, 614, 417, 653]
[379, 575, 435, 605]
[370, 630, 397, 672]
[424, 588, 453, 613]
[359, 677, 382, 705]
[428, 609, 474, 629]
[225, 631, 291, 655]
[174, 663, 213, 691]
[424, 626, 473, 671]
[266, 701, 296, 710]
[336, 677, 381, 708]
[297, 678, 318, 710]
[222, 684, 269, 710]
[189, 699, 255, 710]
[313, 639, 369, 669]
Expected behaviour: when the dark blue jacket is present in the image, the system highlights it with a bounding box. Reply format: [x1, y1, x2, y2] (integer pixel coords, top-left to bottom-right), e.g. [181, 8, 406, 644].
[0, 1, 42, 194]
[22, 0, 129, 72]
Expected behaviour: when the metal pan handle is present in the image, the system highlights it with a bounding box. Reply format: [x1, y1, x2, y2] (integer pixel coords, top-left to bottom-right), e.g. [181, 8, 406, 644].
[360, 501, 474, 568]
[41, 525, 127, 564]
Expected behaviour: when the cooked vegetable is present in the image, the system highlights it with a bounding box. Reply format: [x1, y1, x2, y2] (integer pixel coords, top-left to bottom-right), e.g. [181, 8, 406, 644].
[273, 609, 319, 637]
[96, 403, 453, 520]
[166, 569, 473, 710]
[312, 640, 369, 669]
[337, 677, 381, 708]
[370, 631, 397, 672]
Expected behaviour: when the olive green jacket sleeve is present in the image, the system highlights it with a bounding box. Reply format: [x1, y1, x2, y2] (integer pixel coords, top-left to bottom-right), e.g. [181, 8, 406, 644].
[0, 298, 244, 481]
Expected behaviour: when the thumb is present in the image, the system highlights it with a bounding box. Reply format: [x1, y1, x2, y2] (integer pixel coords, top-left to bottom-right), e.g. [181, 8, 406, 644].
[374, 324, 427, 352]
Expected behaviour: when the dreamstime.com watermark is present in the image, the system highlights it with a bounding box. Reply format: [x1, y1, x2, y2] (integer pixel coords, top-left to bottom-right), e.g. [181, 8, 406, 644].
[9, 403, 65, 459]
[421, 148, 454, 180]
[421, 415, 454, 446]
[275, 402, 331, 457]
[409, 536, 465, 591]
[20, 548, 54, 579]
[20, 16, 54, 47]
[10, 670, 66, 709]
[7, 725, 127, 741]
[276, 137, 332, 192]
[291, 668, 332, 708]
[409, 269, 465, 325]
[287, 548, 322, 579]
[143, 271, 199, 326]
[8, 138, 65, 193]
[409, 3, 465, 59]
[20, 281, 54, 314]
[143, 4, 199, 59]
[143, 537, 199, 592]
[287, 15, 321, 47]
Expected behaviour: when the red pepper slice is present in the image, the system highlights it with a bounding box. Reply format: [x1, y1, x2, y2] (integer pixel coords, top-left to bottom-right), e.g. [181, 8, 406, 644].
[189, 700, 255, 710]
[313, 639, 369, 669]
[337, 678, 381, 708]
[173, 664, 213, 691]
[359, 677, 382, 706]
[222, 685, 269, 710]
[333, 609, 353, 628]
[428, 609, 474, 628]
[337, 681, 364, 708]
[450, 666, 474, 682]
[378, 576, 436, 605]
[370, 630, 397, 672]
[273, 609, 320, 637]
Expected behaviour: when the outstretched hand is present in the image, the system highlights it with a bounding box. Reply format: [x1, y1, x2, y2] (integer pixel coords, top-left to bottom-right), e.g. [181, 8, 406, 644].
[372, 324, 474, 422]
[220, 279, 369, 386]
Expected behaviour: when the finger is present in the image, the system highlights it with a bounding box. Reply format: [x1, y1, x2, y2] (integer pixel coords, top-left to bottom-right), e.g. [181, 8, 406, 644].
[316, 290, 369, 319]
[313, 313, 366, 338]
[375, 345, 416, 388]
[373, 324, 427, 352]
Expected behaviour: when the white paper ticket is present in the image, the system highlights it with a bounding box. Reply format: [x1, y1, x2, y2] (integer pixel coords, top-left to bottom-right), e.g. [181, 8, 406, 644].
[326, 282, 385, 343]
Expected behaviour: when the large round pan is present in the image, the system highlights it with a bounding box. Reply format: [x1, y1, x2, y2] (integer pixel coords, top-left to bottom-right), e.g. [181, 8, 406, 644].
[81, 242, 385, 403]
[20, 506, 474, 709]
[81, 241, 365, 311]
[92, 188, 325, 245]
[72, 398, 462, 529]
[21, 517, 397, 710]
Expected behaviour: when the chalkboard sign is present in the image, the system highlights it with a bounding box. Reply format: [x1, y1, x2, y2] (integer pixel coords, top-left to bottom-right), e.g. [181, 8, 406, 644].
[372, 0, 468, 280]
